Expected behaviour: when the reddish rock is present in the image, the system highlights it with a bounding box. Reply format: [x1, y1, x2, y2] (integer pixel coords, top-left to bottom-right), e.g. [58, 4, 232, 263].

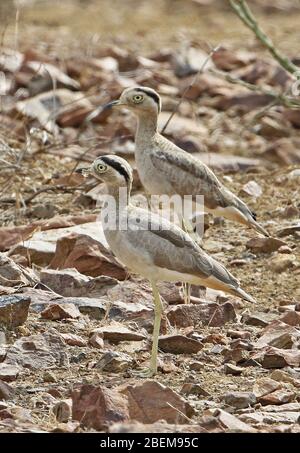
[253, 378, 281, 398]
[40, 303, 81, 320]
[88, 332, 104, 349]
[259, 389, 295, 406]
[0, 295, 31, 328]
[255, 321, 299, 349]
[283, 109, 300, 128]
[166, 302, 236, 328]
[122, 380, 194, 424]
[252, 347, 300, 369]
[227, 329, 251, 340]
[49, 233, 126, 280]
[0, 214, 97, 252]
[263, 138, 300, 165]
[246, 237, 286, 254]
[212, 48, 256, 71]
[91, 324, 146, 342]
[72, 385, 129, 430]
[60, 333, 86, 347]
[214, 92, 274, 112]
[158, 334, 203, 354]
[279, 311, 300, 327]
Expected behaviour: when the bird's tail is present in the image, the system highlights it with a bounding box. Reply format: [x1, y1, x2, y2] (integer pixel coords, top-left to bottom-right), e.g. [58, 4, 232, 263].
[248, 217, 270, 237]
[230, 286, 256, 304]
[231, 195, 270, 237]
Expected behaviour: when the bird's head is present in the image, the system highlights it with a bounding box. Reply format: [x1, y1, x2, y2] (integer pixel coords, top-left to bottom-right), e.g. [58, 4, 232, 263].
[106, 86, 162, 116]
[77, 155, 133, 188]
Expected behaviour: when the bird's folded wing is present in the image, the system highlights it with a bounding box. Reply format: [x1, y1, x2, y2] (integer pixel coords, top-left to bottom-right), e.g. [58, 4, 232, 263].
[149, 145, 231, 209]
[125, 207, 239, 288]
[150, 144, 221, 188]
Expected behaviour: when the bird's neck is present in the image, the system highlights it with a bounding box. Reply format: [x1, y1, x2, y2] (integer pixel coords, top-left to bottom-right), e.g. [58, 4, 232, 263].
[136, 112, 158, 142]
[105, 184, 131, 209]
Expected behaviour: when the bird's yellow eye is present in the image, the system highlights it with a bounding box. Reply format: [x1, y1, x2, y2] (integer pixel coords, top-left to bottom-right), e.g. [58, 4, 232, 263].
[133, 94, 143, 103]
[96, 163, 107, 172]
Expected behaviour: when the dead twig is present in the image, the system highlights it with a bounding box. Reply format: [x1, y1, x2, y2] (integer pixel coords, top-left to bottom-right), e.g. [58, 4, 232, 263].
[230, 0, 299, 75]
[161, 45, 220, 134]
[210, 67, 300, 108]
[0, 184, 86, 205]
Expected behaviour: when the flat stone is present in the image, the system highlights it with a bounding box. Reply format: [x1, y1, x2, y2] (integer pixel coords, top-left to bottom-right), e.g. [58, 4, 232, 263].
[91, 324, 146, 342]
[224, 363, 244, 376]
[277, 223, 300, 237]
[223, 392, 256, 409]
[40, 303, 81, 320]
[39, 268, 117, 298]
[0, 364, 20, 382]
[240, 411, 300, 425]
[60, 333, 86, 347]
[253, 378, 281, 398]
[158, 334, 203, 354]
[167, 302, 236, 328]
[252, 347, 300, 369]
[246, 237, 286, 254]
[180, 383, 210, 397]
[279, 311, 300, 326]
[94, 351, 133, 373]
[242, 312, 276, 327]
[259, 389, 295, 406]
[254, 321, 299, 349]
[212, 408, 257, 433]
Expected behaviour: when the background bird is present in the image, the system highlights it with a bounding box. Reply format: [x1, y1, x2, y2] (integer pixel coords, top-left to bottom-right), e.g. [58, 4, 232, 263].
[79, 154, 256, 377]
[98, 86, 269, 238]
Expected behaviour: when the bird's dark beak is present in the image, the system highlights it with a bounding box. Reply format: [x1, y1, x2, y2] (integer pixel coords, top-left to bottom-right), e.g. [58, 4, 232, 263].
[75, 166, 92, 177]
[85, 99, 122, 122]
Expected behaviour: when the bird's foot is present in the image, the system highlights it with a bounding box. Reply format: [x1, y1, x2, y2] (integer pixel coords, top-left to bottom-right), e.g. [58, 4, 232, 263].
[131, 367, 156, 378]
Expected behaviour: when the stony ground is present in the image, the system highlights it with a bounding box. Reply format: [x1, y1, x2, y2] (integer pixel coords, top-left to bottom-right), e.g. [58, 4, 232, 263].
[0, 0, 300, 433]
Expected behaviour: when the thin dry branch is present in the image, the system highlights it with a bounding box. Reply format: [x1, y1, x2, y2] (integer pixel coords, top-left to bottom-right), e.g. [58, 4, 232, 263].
[161, 45, 220, 134]
[210, 68, 300, 109]
[230, 0, 299, 75]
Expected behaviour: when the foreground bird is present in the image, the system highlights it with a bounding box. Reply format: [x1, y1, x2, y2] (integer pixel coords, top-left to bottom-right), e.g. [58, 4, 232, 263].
[79, 155, 255, 376]
[96, 86, 269, 237]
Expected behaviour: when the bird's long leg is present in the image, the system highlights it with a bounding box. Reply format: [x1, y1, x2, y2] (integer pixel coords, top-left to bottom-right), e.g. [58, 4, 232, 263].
[149, 280, 163, 375]
[132, 280, 162, 378]
[179, 215, 193, 304]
